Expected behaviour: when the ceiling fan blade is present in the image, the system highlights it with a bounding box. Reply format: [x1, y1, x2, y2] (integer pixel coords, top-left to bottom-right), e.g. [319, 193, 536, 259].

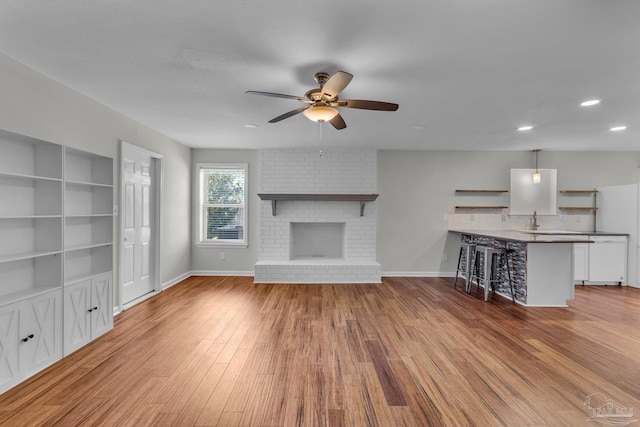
[320, 71, 353, 100]
[246, 91, 311, 103]
[329, 114, 347, 130]
[333, 99, 399, 111]
[268, 106, 309, 123]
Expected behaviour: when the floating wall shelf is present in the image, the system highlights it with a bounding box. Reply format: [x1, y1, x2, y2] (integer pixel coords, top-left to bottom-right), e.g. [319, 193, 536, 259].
[257, 193, 379, 216]
[558, 207, 598, 211]
[455, 189, 508, 193]
[454, 206, 509, 209]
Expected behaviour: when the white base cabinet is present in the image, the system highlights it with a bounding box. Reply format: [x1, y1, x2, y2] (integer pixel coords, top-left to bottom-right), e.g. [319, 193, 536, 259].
[0, 289, 62, 393]
[63, 273, 113, 355]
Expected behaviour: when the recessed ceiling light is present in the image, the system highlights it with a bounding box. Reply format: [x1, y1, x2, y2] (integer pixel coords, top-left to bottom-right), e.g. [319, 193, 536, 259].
[412, 125, 425, 130]
[244, 123, 259, 128]
[610, 126, 627, 132]
[517, 125, 534, 131]
[580, 99, 601, 107]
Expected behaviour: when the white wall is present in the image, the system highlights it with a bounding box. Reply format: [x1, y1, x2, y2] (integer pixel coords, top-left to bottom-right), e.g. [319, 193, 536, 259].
[0, 53, 192, 305]
[377, 150, 640, 275]
[190, 149, 260, 273]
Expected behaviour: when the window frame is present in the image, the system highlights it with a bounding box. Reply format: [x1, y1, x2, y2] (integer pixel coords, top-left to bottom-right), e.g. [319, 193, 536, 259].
[195, 162, 248, 248]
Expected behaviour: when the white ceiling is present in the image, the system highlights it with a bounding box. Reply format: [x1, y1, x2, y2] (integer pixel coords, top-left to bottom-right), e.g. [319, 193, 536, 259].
[1, 0, 639, 151]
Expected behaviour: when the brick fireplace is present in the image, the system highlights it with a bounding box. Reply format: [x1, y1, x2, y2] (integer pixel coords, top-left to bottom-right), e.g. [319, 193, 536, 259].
[254, 147, 381, 283]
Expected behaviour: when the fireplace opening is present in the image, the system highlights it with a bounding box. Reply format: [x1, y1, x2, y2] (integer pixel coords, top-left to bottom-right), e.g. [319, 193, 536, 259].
[290, 222, 346, 260]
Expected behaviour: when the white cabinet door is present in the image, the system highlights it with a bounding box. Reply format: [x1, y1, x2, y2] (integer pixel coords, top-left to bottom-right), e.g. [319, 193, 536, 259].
[64, 273, 113, 356]
[0, 290, 62, 395]
[573, 243, 589, 281]
[0, 303, 21, 392]
[63, 280, 92, 356]
[91, 273, 113, 339]
[21, 291, 62, 374]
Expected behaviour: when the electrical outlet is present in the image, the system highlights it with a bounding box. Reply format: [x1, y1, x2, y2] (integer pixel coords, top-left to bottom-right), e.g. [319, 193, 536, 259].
[220, 252, 226, 261]
[501, 214, 507, 222]
[470, 214, 475, 221]
[442, 253, 448, 262]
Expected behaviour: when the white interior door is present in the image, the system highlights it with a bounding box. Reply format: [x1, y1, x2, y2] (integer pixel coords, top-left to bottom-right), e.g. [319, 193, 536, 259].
[122, 148, 155, 304]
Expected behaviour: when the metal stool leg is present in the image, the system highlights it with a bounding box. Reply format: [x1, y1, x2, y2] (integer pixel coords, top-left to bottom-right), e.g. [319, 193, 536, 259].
[454, 246, 463, 289]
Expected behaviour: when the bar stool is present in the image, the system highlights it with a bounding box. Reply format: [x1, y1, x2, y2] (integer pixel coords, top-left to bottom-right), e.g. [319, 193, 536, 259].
[454, 242, 476, 293]
[470, 245, 515, 302]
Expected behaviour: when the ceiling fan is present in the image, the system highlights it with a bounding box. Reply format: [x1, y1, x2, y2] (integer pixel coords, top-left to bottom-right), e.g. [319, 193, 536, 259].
[246, 70, 399, 130]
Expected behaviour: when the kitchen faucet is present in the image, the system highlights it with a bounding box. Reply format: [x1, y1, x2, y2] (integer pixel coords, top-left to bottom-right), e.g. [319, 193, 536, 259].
[532, 210, 540, 230]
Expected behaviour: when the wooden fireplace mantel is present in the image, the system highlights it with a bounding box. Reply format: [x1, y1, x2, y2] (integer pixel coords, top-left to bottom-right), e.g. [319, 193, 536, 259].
[257, 193, 379, 216]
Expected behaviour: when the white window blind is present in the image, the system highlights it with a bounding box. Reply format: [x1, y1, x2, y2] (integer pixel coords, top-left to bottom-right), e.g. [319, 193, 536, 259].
[198, 164, 247, 246]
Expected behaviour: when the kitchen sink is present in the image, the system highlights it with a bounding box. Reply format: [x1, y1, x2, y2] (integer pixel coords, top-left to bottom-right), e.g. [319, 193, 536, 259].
[518, 229, 585, 235]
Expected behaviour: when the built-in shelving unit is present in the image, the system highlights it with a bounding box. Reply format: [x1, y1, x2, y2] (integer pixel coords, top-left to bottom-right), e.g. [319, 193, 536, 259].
[63, 148, 113, 287]
[454, 189, 509, 210]
[257, 193, 379, 216]
[0, 129, 114, 395]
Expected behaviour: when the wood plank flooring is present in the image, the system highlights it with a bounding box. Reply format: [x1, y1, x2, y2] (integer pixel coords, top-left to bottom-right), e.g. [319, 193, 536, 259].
[1, 276, 639, 426]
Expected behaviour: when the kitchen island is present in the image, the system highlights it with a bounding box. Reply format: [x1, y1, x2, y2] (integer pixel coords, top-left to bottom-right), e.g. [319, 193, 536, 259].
[449, 229, 593, 306]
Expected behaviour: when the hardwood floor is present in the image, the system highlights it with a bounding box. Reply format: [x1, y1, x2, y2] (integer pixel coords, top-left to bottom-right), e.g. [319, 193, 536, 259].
[1, 277, 639, 426]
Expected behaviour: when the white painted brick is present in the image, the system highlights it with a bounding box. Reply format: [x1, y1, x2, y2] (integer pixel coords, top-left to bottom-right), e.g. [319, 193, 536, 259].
[257, 147, 379, 283]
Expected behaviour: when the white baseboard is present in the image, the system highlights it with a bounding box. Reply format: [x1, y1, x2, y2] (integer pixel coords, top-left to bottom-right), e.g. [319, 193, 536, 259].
[190, 270, 255, 277]
[382, 271, 455, 277]
[162, 271, 193, 290]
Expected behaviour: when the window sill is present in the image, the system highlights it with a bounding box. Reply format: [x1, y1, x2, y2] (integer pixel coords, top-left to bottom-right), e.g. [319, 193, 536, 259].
[196, 242, 248, 249]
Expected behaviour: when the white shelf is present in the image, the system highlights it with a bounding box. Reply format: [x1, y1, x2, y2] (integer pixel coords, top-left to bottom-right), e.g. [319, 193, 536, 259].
[0, 215, 62, 219]
[64, 179, 113, 188]
[0, 129, 62, 179]
[0, 217, 62, 260]
[0, 171, 63, 182]
[0, 285, 61, 308]
[64, 271, 113, 287]
[64, 183, 112, 216]
[0, 250, 63, 264]
[0, 254, 62, 300]
[0, 176, 63, 216]
[64, 216, 113, 250]
[64, 148, 112, 186]
[65, 242, 113, 252]
[64, 236, 112, 284]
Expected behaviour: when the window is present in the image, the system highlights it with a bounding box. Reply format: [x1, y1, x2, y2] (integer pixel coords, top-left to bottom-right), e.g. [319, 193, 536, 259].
[197, 163, 247, 247]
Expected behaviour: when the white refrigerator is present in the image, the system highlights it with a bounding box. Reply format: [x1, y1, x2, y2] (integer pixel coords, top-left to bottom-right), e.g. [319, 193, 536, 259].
[596, 183, 639, 288]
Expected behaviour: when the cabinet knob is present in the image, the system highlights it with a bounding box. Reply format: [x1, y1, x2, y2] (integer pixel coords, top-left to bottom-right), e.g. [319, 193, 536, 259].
[21, 334, 34, 343]
[93, 306, 98, 311]
[87, 308, 93, 312]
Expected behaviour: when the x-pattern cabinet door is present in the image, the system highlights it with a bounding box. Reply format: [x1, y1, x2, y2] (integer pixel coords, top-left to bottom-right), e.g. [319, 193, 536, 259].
[63, 281, 91, 355]
[64, 273, 112, 356]
[22, 291, 62, 374]
[0, 303, 20, 391]
[91, 274, 113, 338]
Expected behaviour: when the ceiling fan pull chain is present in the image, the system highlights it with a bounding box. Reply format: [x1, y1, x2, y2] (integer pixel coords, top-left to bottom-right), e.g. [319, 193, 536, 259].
[319, 121, 324, 157]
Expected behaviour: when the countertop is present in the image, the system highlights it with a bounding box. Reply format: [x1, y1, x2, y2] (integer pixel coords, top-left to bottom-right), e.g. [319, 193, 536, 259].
[448, 229, 628, 243]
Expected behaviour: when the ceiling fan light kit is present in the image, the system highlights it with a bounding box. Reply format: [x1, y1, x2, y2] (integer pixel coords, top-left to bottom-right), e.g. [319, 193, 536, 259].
[303, 106, 339, 122]
[247, 70, 398, 130]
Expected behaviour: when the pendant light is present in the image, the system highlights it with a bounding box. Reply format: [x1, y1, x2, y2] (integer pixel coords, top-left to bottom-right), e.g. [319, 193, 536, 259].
[532, 149, 541, 184]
